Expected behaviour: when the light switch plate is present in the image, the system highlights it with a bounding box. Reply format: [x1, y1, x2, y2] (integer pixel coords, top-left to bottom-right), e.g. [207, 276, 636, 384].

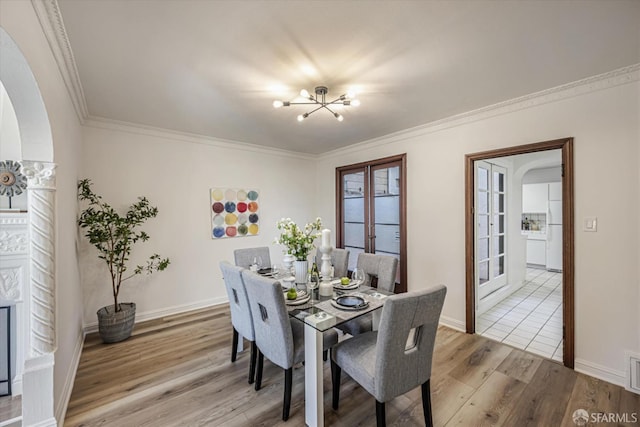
[584, 217, 597, 232]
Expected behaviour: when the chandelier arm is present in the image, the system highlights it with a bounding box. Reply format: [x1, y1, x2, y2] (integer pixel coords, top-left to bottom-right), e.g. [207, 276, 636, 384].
[287, 102, 320, 106]
[304, 104, 326, 115]
[323, 105, 339, 115]
[326, 96, 348, 105]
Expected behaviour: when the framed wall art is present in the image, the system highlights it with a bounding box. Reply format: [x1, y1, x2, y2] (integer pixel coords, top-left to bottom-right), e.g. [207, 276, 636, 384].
[210, 188, 260, 239]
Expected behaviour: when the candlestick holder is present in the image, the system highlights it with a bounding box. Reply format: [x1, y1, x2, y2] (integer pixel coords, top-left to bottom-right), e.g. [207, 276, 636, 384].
[318, 245, 334, 296]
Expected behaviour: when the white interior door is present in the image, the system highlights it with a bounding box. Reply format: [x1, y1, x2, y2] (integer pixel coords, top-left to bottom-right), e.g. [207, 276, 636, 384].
[475, 161, 507, 302]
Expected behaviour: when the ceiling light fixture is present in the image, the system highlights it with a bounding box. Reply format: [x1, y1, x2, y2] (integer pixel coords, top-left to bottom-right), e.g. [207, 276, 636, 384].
[273, 86, 360, 122]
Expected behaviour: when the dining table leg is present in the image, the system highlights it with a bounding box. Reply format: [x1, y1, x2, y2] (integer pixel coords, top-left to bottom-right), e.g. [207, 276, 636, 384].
[304, 323, 324, 427]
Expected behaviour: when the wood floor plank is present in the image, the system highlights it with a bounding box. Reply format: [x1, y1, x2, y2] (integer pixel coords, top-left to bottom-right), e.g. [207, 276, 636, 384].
[448, 339, 513, 389]
[495, 347, 543, 384]
[501, 359, 576, 427]
[63, 305, 640, 427]
[444, 371, 527, 426]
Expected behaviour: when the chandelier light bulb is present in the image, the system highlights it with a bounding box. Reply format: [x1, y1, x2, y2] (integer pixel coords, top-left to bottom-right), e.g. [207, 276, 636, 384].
[335, 113, 344, 122]
[351, 99, 361, 107]
[273, 100, 284, 108]
[300, 89, 310, 99]
[297, 114, 305, 122]
[346, 89, 357, 99]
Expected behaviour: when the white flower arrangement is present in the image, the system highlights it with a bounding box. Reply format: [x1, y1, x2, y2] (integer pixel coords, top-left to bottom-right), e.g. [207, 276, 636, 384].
[275, 217, 322, 261]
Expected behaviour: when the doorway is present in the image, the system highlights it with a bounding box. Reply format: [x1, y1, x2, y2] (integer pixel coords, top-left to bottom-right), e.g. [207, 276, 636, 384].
[336, 154, 407, 293]
[465, 138, 574, 368]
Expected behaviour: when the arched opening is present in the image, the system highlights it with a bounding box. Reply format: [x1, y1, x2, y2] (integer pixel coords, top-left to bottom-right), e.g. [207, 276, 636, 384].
[0, 26, 57, 426]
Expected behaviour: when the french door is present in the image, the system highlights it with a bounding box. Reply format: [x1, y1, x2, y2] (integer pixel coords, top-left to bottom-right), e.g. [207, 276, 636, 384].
[336, 154, 406, 293]
[475, 160, 507, 304]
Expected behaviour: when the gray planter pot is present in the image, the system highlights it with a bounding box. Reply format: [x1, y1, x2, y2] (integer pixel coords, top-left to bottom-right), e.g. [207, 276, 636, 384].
[97, 302, 136, 343]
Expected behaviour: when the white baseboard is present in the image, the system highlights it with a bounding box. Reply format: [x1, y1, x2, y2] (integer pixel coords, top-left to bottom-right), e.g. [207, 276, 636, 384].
[83, 297, 229, 333]
[11, 377, 22, 397]
[575, 358, 627, 389]
[0, 417, 21, 427]
[55, 329, 85, 424]
[439, 315, 466, 332]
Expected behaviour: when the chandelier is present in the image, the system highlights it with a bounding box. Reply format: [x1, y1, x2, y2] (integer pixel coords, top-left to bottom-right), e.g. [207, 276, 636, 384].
[273, 86, 360, 122]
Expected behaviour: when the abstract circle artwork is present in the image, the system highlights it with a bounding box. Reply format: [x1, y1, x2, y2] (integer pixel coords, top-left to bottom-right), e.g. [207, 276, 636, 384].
[210, 188, 260, 239]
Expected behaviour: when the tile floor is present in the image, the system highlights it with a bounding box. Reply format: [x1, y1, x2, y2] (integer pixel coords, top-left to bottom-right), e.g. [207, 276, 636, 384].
[476, 268, 563, 362]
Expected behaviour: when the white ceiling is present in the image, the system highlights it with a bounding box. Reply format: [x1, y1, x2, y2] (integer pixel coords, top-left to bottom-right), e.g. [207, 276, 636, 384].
[56, 0, 640, 154]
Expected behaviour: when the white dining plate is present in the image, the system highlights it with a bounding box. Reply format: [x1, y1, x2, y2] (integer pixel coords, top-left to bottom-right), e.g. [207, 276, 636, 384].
[330, 298, 369, 311]
[283, 291, 310, 305]
[331, 279, 361, 290]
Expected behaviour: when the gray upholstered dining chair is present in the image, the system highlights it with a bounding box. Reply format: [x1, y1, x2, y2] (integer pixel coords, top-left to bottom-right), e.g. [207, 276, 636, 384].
[338, 253, 399, 336]
[219, 261, 257, 384]
[234, 246, 271, 270]
[357, 252, 398, 292]
[315, 247, 350, 278]
[241, 270, 338, 421]
[331, 285, 446, 427]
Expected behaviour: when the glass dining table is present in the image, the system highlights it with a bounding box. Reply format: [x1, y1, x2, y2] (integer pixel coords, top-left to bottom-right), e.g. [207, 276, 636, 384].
[285, 282, 393, 427]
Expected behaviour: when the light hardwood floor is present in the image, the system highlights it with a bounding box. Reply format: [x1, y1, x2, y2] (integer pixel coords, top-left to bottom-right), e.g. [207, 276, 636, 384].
[62, 305, 638, 426]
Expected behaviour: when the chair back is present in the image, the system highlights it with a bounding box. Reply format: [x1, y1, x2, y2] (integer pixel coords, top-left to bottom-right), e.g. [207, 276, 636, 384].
[315, 248, 350, 278]
[220, 261, 254, 341]
[241, 270, 295, 369]
[234, 247, 271, 269]
[374, 285, 446, 402]
[356, 253, 398, 292]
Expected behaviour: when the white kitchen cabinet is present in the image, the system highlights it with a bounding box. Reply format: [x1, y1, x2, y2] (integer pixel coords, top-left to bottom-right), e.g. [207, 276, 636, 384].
[526, 238, 546, 266]
[549, 182, 562, 201]
[522, 183, 548, 213]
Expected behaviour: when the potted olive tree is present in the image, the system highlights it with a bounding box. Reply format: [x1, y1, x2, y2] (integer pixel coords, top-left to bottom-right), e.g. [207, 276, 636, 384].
[77, 179, 170, 343]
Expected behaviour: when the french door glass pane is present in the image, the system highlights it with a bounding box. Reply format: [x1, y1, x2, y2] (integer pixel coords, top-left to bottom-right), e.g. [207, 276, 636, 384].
[478, 191, 489, 214]
[343, 171, 365, 271]
[479, 261, 489, 284]
[478, 215, 489, 238]
[478, 168, 488, 191]
[479, 237, 489, 261]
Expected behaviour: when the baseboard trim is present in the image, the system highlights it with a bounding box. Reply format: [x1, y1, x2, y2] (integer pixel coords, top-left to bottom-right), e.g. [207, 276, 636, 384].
[575, 358, 626, 388]
[439, 315, 466, 333]
[83, 297, 229, 333]
[0, 416, 22, 427]
[55, 328, 85, 424]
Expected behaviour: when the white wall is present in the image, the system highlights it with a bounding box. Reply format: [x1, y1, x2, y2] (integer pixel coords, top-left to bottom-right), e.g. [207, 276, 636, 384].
[315, 75, 640, 386]
[1, 1, 84, 421]
[79, 122, 318, 326]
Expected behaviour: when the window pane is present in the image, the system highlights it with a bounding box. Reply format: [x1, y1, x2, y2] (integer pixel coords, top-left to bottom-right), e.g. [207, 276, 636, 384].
[374, 195, 399, 224]
[479, 261, 489, 284]
[478, 191, 488, 214]
[478, 168, 488, 191]
[344, 223, 365, 248]
[374, 166, 400, 195]
[479, 237, 489, 261]
[344, 197, 364, 223]
[493, 255, 504, 277]
[343, 172, 364, 197]
[493, 172, 504, 192]
[493, 235, 504, 256]
[374, 224, 400, 254]
[478, 215, 489, 238]
[493, 193, 504, 213]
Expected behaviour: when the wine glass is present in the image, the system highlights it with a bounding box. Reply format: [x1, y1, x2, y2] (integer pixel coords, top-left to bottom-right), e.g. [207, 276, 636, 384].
[252, 256, 263, 271]
[271, 263, 280, 278]
[351, 267, 365, 285]
[306, 271, 319, 302]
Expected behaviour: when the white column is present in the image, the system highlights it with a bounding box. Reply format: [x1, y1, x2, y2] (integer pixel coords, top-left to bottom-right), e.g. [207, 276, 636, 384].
[20, 161, 57, 427]
[21, 161, 57, 356]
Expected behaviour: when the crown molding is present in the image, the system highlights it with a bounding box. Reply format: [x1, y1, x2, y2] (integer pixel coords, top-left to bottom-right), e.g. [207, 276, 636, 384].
[321, 63, 640, 159]
[32, 0, 88, 123]
[83, 115, 317, 161]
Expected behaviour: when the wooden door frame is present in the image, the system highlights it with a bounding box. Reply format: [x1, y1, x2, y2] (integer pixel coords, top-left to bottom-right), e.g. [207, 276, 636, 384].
[335, 153, 407, 293]
[465, 138, 574, 368]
